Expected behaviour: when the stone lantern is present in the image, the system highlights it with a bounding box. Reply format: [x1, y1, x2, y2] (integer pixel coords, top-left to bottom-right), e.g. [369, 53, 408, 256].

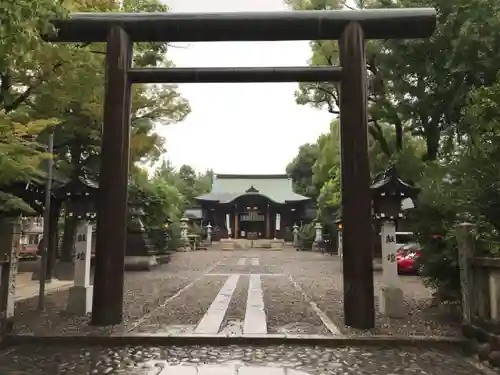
[371, 165, 420, 317]
[180, 217, 189, 243]
[292, 223, 300, 248]
[65, 184, 96, 221]
[206, 222, 213, 244]
[314, 221, 323, 244]
[124, 200, 156, 270]
[334, 218, 343, 258]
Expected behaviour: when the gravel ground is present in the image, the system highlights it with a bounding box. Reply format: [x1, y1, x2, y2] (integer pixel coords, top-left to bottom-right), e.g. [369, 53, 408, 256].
[219, 275, 249, 335]
[13, 251, 226, 336]
[0, 344, 484, 375]
[11, 249, 461, 338]
[262, 275, 329, 335]
[133, 276, 227, 333]
[286, 254, 461, 337]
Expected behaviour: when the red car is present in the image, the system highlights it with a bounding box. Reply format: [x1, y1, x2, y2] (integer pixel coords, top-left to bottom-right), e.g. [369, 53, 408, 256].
[397, 243, 421, 274]
[19, 243, 39, 260]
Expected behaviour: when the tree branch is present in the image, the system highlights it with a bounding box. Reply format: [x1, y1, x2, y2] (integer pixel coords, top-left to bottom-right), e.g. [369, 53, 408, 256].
[3, 42, 91, 113]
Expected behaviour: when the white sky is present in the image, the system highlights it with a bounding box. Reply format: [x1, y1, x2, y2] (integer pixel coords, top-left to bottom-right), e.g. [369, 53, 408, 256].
[156, 0, 335, 174]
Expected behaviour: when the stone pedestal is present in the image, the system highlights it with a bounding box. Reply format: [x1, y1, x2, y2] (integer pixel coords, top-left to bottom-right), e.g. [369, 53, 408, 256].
[379, 219, 404, 318]
[67, 286, 93, 315]
[379, 286, 405, 318]
[66, 221, 93, 315]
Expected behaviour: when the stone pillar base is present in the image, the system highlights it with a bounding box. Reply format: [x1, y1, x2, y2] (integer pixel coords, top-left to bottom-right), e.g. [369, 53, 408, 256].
[124, 255, 158, 271]
[379, 286, 405, 318]
[67, 285, 93, 315]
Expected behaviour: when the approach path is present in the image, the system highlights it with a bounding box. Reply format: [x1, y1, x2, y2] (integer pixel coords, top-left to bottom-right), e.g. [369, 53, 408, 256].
[6, 247, 488, 374]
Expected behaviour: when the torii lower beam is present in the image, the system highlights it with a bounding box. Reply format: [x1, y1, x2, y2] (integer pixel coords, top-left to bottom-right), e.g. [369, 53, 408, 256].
[128, 67, 343, 84]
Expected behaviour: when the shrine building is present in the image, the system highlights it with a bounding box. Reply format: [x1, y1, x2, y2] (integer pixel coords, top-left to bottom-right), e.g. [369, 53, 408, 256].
[194, 174, 314, 240]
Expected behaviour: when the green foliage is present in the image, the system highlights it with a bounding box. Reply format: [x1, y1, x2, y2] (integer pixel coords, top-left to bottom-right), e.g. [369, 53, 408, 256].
[0, 0, 191, 215]
[155, 161, 212, 206]
[299, 223, 316, 250]
[288, 0, 500, 162]
[190, 222, 203, 237]
[409, 75, 500, 298]
[286, 143, 319, 198]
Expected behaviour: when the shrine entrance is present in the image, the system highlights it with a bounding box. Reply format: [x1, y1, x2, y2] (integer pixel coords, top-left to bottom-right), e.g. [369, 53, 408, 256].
[44, 8, 436, 330]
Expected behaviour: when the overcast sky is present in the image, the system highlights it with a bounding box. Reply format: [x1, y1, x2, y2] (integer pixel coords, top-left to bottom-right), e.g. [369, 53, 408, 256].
[156, 0, 335, 174]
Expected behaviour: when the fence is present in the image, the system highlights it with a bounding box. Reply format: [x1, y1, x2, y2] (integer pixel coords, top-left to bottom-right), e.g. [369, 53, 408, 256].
[458, 223, 500, 367]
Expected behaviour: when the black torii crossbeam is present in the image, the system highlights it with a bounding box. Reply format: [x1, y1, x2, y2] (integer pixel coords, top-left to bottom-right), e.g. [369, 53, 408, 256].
[46, 8, 436, 329]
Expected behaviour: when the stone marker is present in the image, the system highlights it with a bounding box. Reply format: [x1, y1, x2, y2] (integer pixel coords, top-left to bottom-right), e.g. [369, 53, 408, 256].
[379, 218, 404, 318]
[67, 220, 93, 315]
[0, 217, 21, 331]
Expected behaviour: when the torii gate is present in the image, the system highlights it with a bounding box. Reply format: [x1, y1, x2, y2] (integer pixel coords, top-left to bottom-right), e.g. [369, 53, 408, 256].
[45, 8, 436, 329]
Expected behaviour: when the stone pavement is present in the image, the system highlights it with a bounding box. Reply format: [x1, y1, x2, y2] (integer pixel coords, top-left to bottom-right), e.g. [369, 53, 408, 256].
[0, 343, 487, 374]
[15, 274, 73, 302]
[12, 249, 460, 337]
[5, 249, 490, 374]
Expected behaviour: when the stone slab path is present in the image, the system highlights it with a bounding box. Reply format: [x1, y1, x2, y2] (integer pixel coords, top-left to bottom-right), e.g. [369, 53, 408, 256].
[0, 343, 487, 375]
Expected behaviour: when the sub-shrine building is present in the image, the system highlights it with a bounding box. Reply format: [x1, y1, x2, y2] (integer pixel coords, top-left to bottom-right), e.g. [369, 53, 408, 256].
[195, 174, 314, 241]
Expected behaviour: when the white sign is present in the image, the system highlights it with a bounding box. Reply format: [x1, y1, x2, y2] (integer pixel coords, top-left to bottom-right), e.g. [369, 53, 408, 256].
[74, 221, 92, 288]
[275, 213, 281, 231]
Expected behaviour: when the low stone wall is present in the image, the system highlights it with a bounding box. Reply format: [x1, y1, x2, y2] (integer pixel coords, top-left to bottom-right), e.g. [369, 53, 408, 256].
[217, 238, 285, 250]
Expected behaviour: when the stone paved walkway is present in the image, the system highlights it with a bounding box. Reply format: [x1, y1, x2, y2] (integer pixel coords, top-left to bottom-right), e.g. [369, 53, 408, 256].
[12, 248, 460, 337]
[5, 248, 488, 374]
[0, 344, 485, 374]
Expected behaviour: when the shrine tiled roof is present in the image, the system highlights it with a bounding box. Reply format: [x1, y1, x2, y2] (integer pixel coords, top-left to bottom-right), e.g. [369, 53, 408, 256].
[195, 174, 310, 204]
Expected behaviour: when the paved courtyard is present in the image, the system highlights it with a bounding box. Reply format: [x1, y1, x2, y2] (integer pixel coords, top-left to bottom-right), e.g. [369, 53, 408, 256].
[12, 248, 460, 337]
[4, 248, 489, 374]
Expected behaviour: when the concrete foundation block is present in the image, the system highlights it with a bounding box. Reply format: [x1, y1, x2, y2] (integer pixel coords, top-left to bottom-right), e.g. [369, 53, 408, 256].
[124, 255, 158, 271]
[379, 286, 405, 318]
[67, 285, 93, 315]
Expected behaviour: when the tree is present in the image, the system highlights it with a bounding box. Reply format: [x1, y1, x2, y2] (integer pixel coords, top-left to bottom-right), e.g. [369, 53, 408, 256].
[287, 0, 500, 161]
[286, 143, 319, 198]
[1, 0, 190, 256]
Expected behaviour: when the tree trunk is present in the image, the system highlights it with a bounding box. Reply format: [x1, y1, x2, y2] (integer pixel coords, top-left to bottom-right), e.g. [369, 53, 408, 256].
[59, 142, 82, 263]
[45, 200, 61, 280]
[60, 210, 77, 262]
